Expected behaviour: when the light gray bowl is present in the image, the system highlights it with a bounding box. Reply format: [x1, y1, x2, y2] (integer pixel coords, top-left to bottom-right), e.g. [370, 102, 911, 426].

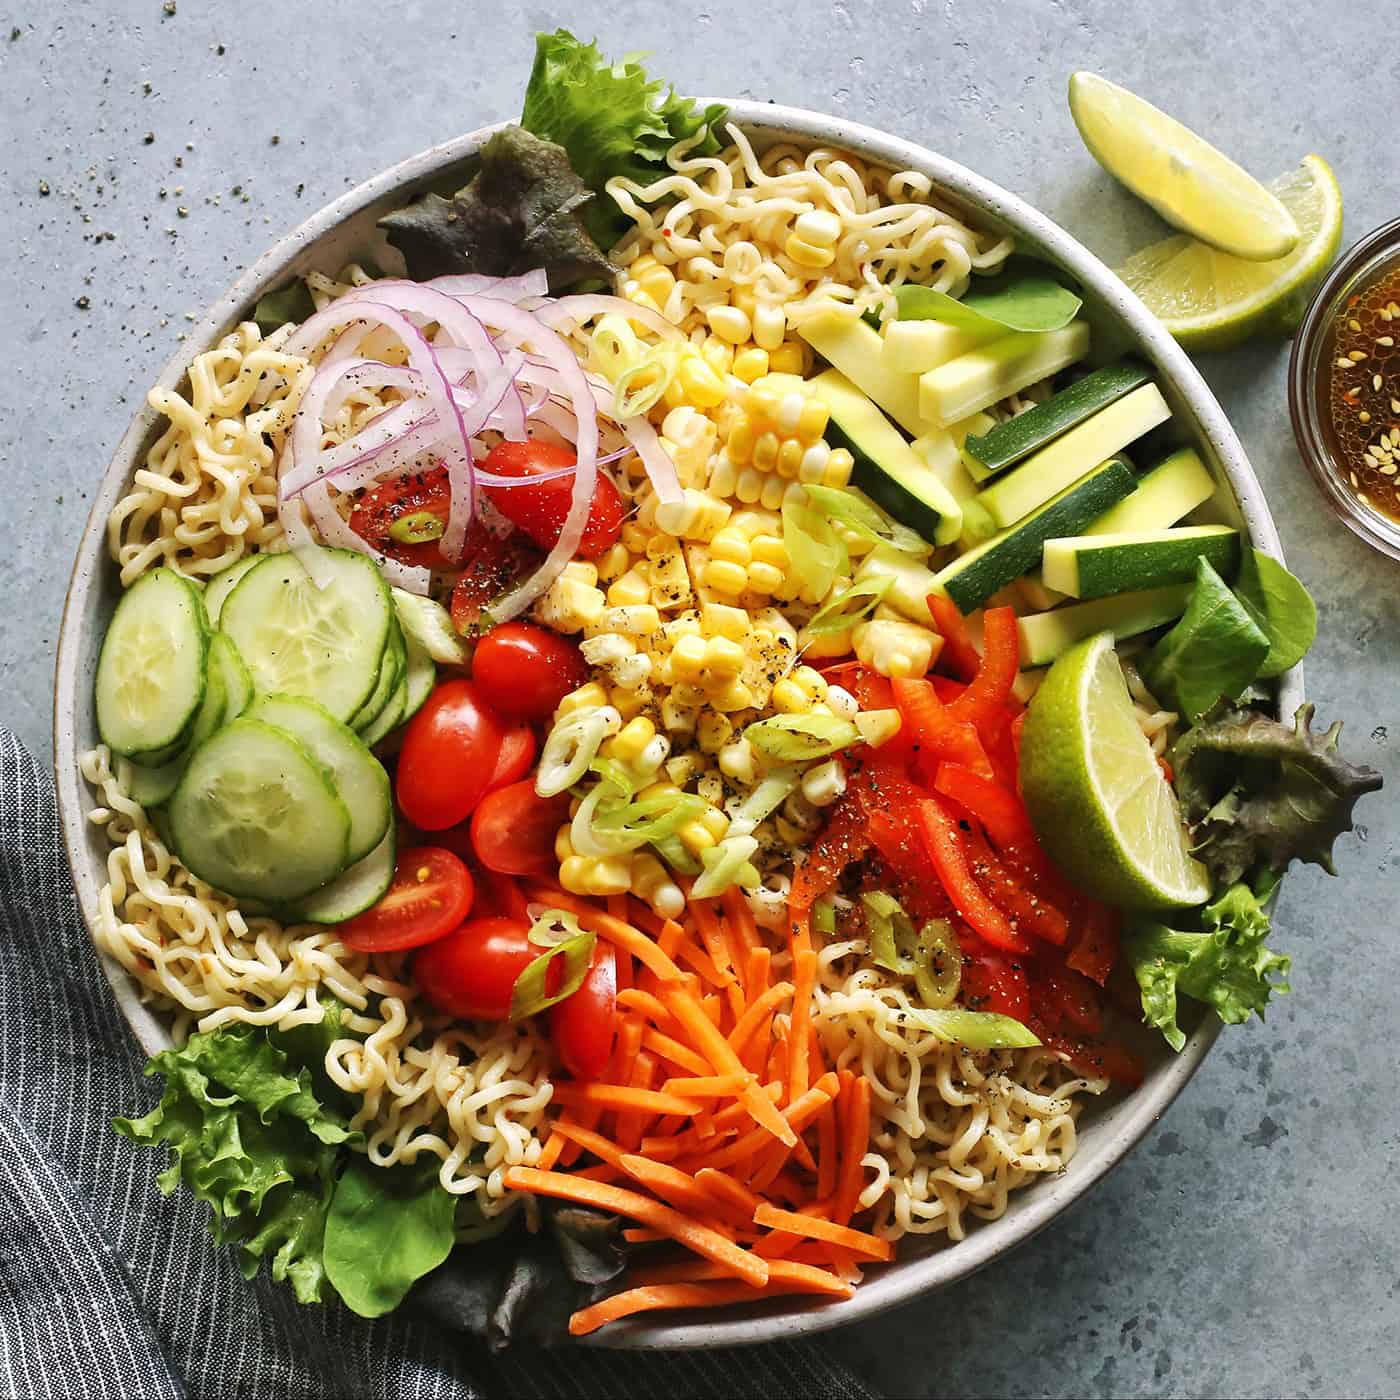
[53, 101, 1303, 1349]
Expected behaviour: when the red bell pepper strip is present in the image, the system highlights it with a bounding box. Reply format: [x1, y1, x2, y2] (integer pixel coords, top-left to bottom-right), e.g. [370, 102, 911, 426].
[927, 593, 982, 681]
[932, 762, 1038, 852]
[915, 798, 1032, 954]
[929, 676, 966, 704]
[1065, 899, 1121, 986]
[958, 822, 1069, 946]
[1035, 966, 1105, 1036]
[790, 796, 870, 910]
[891, 678, 995, 782]
[947, 606, 1020, 730]
[1033, 1026, 1143, 1086]
[959, 941, 1032, 1022]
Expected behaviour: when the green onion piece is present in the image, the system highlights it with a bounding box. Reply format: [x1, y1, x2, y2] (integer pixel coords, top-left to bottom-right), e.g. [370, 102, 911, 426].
[613, 345, 679, 420]
[526, 907, 587, 948]
[590, 756, 638, 797]
[387, 510, 446, 545]
[781, 495, 846, 603]
[913, 918, 961, 1010]
[653, 834, 702, 876]
[900, 1007, 1040, 1050]
[691, 834, 761, 899]
[536, 709, 617, 797]
[805, 576, 893, 636]
[862, 891, 921, 975]
[726, 767, 801, 838]
[592, 791, 709, 849]
[744, 714, 861, 762]
[813, 897, 837, 937]
[801, 484, 931, 558]
[509, 924, 597, 1020]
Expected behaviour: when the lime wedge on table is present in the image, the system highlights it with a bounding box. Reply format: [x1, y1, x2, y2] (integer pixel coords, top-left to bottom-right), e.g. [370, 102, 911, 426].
[1019, 632, 1211, 911]
[1068, 71, 1299, 261]
[1114, 156, 1343, 353]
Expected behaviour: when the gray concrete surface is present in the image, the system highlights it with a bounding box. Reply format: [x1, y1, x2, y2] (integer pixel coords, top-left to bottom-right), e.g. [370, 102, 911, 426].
[3, 3, 1396, 1396]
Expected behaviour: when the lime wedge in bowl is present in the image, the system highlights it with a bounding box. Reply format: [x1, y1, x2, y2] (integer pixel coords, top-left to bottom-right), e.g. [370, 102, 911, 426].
[1113, 155, 1343, 352]
[1020, 630, 1211, 911]
[1068, 71, 1299, 261]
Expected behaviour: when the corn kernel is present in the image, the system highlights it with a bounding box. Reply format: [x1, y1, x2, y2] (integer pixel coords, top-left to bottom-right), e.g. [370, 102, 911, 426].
[731, 347, 770, 383]
[717, 738, 757, 785]
[623, 284, 662, 314]
[554, 824, 576, 862]
[794, 208, 842, 247]
[749, 534, 787, 568]
[727, 419, 756, 465]
[598, 604, 660, 636]
[609, 684, 651, 721]
[696, 771, 726, 806]
[796, 398, 830, 443]
[654, 487, 731, 543]
[852, 617, 938, 678]
[665, 753, 705, 787]
[711, 678, 755, 712]
[696, 711, 734, 753]
[646, 545, 692, 610]
[700, 602, 749, 640]
[705, 454, 740, 499]
[751, 303, 786, 352]
[750, 431, 779, 472]
[791, 665, 828, 699]
[769, 341, 806, 375]
[661, 694, 698, 735]
[702, 559, 749, 596]
[580, 633, 636, 667]
[632, 852, 685, 919]
[605, 716, 657, 764]
[661, 612, 703, 647]
[759, 475, 788, 510]
[595, 542, 633, 584]
[677, 355, 727, 409]
[731, 286, 758, 318]
[746, 561, 785, 594]
[703, 636, 746, 678]
[612, 652, 654, 689]
[745, 384, 782, 424]
[699, 806, 730, 841]
[708, 528, 752, 565]
[701, 336, 734, 376]
[706, 304, 752, 345]
[555, 681, 609, 718]
[670, 681, 709, 709]
[825, 683, 859, 718]
[734, 468, 764, 504]
[669, 634, 710, 680]
[775, 438, 804, 478]
[560, 854, 633, 897]
[607, 568, 652, 611]
[823, 447, 855, 486]
[770, 678, 811, 714]
[784, 233, 836, 268]
[802, 757, 847, 808]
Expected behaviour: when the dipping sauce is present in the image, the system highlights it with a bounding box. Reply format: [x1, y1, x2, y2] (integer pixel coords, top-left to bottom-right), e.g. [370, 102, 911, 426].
[1326, 269, 1400, 521]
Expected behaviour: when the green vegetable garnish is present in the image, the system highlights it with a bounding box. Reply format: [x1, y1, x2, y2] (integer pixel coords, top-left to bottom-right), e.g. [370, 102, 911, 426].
[800, 483, 931, 558]
[1231, 548, 1317, 678]
[781, 494, 847, 605]
[726, 769, 801, 837]
[804, 576, 892, 636]
[509, 910, 596, 1019]
[899, 1007, 1041, 1050]
[913, 920, 961, 1010]
[1170, 702, 1383, 886]
[252, 279, 316, 334]
[861, 894, 961, 1009]
[744, 714, 861, 762]
[1141, 557, 1269, 722]
[691, 834, 761, 899]
[387, 510, 447, 545]
[812, 897, 837, 936]
[520, 29, 728, 247]
[1125, 874, 1290, 1052]
[591, 789, 709, 850]
[894, 268, 1082, 334]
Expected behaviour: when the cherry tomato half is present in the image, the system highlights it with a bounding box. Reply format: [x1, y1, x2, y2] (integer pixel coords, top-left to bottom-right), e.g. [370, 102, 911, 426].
[472, 622, 590, 725]
[449, 527, 543, 635]
[414, 915, 556, 1021]
[340, 846, 474, 952]
[549, 944, 617, 1080]
[349, 468, 453, 569]
[470, 780, 572, 877]
[488, 724, 537, 792]
[472, 868, 533, 922]
[397, 679, 504, 830]
[480, 440, 625, 559]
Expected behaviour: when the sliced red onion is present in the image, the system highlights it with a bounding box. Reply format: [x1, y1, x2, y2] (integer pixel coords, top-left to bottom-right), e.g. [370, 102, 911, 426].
[533, 294, 681, 341]
[429, 269, 549, 302]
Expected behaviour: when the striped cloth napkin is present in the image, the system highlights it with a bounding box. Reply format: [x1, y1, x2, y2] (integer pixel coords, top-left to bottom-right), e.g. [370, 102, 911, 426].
[0, 729, 877, 1400]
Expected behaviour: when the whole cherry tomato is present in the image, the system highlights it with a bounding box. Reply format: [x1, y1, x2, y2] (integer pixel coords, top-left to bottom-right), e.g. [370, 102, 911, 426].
[549, 944, 617, 1080]
[413, 915, 552, 1021]
[396, 679, 503, 830]
[472, 622, 590, 725]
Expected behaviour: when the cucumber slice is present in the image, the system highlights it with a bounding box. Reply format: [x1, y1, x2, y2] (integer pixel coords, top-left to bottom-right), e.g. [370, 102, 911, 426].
[95, 568, 209, 761]
[400, 632, 436, 726]
[203, 554, 264, 625]
[357, 670, 409, 749]
[167, 718, 351, 901]
[1086, 447, 1216, 536]
[392, 588, 468, 666]
[1016, 585, 1194, 668]
[245, 694, 391, 865]
[124, 754, 186, 808]
[353, 623, 406, 735]
[1042, 525, 1241, 599]
[919, 322, 1091, 425]
[185, 643, 229, 751]
[220, 549, 392, 723]
[293, 825, 396, 924]
[210, 632, 254, 718]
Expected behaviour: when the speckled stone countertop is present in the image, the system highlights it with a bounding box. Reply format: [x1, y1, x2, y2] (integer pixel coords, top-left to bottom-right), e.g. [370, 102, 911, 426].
[2, 4, 1396, 1396]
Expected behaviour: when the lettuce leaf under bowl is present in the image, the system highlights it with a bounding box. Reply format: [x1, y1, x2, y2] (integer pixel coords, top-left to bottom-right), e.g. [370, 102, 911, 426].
[520, 29, 727, 247]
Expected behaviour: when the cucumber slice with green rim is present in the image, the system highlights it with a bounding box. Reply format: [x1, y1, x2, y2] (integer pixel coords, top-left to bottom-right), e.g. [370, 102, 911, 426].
[167, 718, 351, 901]
[392, 588, 468, 666]
[400, 632, 436, 727]
[293, 825, 396, 924]
[351, 623, 405, 734]
[123, 754, 186, 809]
[203, 554, 264, 625]
[210, 631, 254, 718]
[95, 568, 209, 761]
[357, 669, 409, 750]
[1042, 525, 1241, 599]
[184, 644, 228, 752]
[1016, 585, 1194, 668]
[1085, 447, 1216, 536]
[962, 361, 1154, 480]
[220, 549, 392, 723]
[245, 694, 391, 866]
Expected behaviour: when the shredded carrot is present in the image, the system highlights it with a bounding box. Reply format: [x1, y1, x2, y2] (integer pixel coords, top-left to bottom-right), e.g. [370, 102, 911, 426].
[695, 1166, 763, 1220]
[547, 1119, 626, 1169]
[659, 919, 684, 956]
[619, 1154, 720, 1217]
[622, 1226, 665, 1244]
[787, 948, 819, 1105]
[528, 886, 685, 983]
[628, 898, 667, 937]
[618, 1049, 659, 1151]
[743, 946, 771, 998]
[722, 886, 761, 954]
[557, 1016, 641, 1168]
[549, 1082, 697, 1119]
[789, 906, 812, 956]
[727, 981, 794, 1057]
[752, 1203, 893, 1261]
[607, 893, 631, 923]
[616, 987, 682, 1034]
[537, 1129, 566, 1171]
[574, 1162, 624, 1183]
[635, 1137, 684, 1162]
[626, 1255, 854, 1297]
[817, 1096, 839, 1199]
[567, 1282, 777, 1335]
[661, 1074, 748, 1098]
[641, 1026, 711, 1077]
[506, 1167, 768, 1287]
[690, 901, 733, 978]
[672, 933, 733, 990]
[833, 1075, 871, 1228]
[682, 1076, 837, 1173]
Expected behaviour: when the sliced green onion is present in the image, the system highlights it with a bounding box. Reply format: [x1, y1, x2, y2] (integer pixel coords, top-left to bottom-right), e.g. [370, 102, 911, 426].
[726, 767, 801, 838]
[536, 709, 618, 798]
[899, 1007, 1040, 1050]
[913, 919, 961, 1010]
[653, 834, 702, 876]
[802, 484, 931, 558]
[593, 791, 708, 848]
[526, 907, 587, 949]
[613, 345, 679, 420]
[387, 510, 446, 545]
[813, 897, 837, 937]
[744, 714, 861, 762]
[510, 924, 597, 1020]
[691, 834, 761, 900]
[781, 495, 846, 603]
[590, 756, 638, 798]
[805, 576, 892, 636]
[862, 892, 921, 975]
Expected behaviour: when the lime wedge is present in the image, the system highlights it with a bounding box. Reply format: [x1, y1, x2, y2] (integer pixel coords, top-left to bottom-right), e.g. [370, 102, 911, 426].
[1069, 72, 1299, 261]
[1114, 155, 1343, 352]
[1019, 631, 1210, 910]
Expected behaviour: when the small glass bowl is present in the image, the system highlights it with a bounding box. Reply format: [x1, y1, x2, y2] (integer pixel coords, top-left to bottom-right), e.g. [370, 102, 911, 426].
[1288, 216, 1400, 561]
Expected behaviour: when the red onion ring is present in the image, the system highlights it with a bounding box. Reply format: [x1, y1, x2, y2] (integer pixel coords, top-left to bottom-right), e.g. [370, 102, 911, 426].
[533, 294, 682, 341]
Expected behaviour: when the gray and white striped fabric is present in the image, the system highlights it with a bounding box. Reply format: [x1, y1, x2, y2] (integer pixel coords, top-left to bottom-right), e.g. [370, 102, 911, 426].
[0, 729, 877, 1400]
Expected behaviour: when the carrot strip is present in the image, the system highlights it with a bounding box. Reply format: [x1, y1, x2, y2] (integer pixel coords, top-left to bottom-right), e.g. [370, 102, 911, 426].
[690, 901, 733, 979]
[661, 1074, 748, 1098]
[619, 1154, 721, 1217]
[506, 1167, 768, 1287]
[636, 1136, 685, 1162]
[743, 946, 771, 999]
[681, 1076, 837, 1173]
[817, 1097, 839, 1199]
[833, 1074, 870, 1227]
[574, 1162, 624, 1183]
[618, 1049, 659, 1151]
[728, 982, 795, 1057]
[567, 1281, 796, 1336]
[672, 935, 733, 990]
[753, 1203, 893, 1261]
[537, 1131, 566, 1171]
[607, 893, 631, 923]
[659, 919, 684, 957]
[695, 1167, 763, 1220]
[559, 1015, 642, 1168]
[722, 886, 762, 955]
[622, 1227, 665, 1244]
[528, 886, 685, 983]
[628, 898, 667, 937]
[787, 948, 819, 1105]
[626, 1255, 854, 1297]
[700, 993, 723, 1026]
[549, 1082, 697, 1118]
[641, 1027, 711, 1077]
[617, 987, 682, 1034]
[547, 1119, 627, 1169]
